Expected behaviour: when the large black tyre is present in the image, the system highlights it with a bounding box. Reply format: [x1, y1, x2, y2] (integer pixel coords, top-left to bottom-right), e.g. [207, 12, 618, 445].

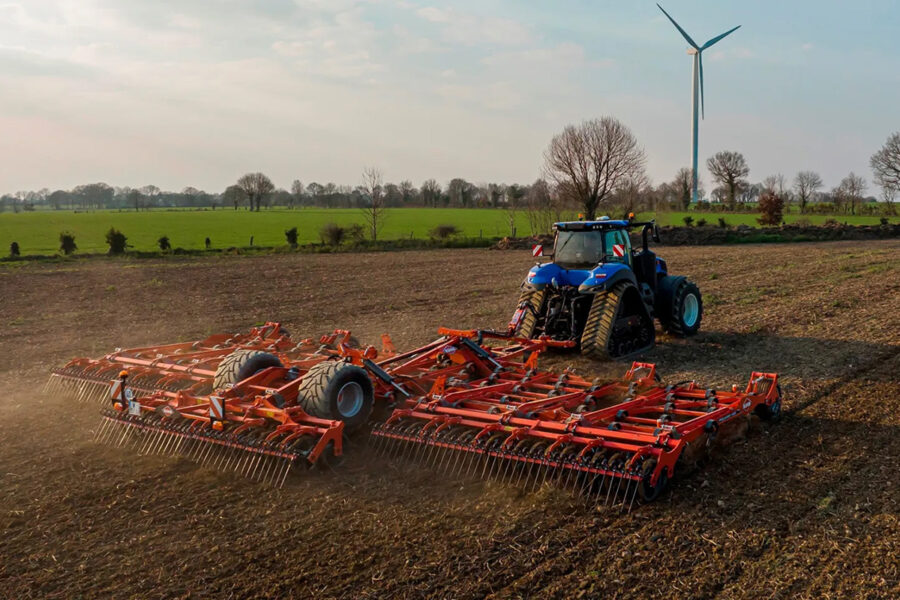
[659, 277, 702, 337]
[297, 360, 373, 432]
[213, 349, 283, 389]
[580, 287, 618, 360]
[514, 289, 546, 339]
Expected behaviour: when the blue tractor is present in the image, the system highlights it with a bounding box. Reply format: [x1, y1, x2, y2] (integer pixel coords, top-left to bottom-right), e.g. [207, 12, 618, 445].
[508, 217, 702, 360]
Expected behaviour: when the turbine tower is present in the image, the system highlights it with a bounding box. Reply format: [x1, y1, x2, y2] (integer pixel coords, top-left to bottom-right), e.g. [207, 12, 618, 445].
[657, 4, 740, 204]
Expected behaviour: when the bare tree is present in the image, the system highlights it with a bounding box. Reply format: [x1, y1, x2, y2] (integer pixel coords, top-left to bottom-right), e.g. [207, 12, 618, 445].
[399, 180, 416, 205]
[871, 132, 900, 208]
[793, 171, 823, 214]
[237, 172, 275, 211]
[614, 170, 650, 216]
[543, 117, 646, 220]
[361, 167, 385, 241]
[127, 189, 143, 211]
[706, 151, 749, 209]
[762, 173, 787, 196]
[223, 184, 247, 210]
[833, 172, 867, 215]
[139, 185, 160, 209]
[290, 180, 304, 209]
[505, 184, 525, 236]
[672, 168, 693, 209]
[421, 179, 442, 207]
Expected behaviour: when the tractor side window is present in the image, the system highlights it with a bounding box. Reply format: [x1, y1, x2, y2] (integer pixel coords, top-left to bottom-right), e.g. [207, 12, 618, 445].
[604, 230, 631, 265]
[554, 230, 603, 268]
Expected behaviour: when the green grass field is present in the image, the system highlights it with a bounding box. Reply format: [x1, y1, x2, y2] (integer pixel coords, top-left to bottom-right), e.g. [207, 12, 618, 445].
[0, 208, 894, 254]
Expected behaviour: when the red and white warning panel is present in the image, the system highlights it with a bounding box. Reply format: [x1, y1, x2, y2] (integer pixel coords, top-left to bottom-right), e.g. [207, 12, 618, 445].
[532, 244, 543, 257]
[612, 243, 625, 258]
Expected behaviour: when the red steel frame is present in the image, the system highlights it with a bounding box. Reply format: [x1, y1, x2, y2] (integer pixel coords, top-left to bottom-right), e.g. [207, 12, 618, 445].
[61, 325, 779, 499]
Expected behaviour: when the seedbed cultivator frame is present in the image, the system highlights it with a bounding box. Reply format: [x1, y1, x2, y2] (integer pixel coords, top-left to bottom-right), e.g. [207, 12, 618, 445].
[53, 325, 781, 505]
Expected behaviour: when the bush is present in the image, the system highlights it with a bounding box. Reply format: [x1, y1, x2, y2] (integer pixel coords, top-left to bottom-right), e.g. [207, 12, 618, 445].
[824, 218, 840, 226]
[429, 224, 461, 240]
[9, 241, 20, 257]
[346, 224, 366, 244]
[105, 228, 128, 254]
[757, 191, 785, 226]
[59, 232, 77, 255]
[157, 236, 171, 251]
[284, 227, 299, 247]
[696, 218, 707, 227]
[319, 222, 345, 246]
[682, 216, 694, 227]
[717, 217, 728, 228]
[794, 217, 812, 228]
[880, 217, 889, 225]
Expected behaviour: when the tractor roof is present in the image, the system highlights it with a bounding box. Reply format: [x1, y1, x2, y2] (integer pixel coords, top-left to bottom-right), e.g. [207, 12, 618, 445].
[554, 219, 632, 231]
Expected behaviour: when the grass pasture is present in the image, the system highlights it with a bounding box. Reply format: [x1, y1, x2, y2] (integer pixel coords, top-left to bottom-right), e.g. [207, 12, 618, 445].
[0, 207, 894, 255]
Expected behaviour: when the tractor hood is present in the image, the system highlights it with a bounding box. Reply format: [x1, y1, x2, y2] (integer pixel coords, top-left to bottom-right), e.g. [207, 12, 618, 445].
[524, 262, 635, 293]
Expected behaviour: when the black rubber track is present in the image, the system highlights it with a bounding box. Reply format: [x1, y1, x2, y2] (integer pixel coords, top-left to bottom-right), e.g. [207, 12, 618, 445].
[579, 283, 622, 360]
[515, 289, 546, 339]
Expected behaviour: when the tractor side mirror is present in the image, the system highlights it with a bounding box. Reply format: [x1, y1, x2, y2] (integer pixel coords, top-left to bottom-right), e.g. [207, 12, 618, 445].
[652, 225, 661, 244]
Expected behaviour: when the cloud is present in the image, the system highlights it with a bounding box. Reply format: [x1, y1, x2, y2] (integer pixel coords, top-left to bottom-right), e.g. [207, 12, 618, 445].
[414, 5, 532, 46]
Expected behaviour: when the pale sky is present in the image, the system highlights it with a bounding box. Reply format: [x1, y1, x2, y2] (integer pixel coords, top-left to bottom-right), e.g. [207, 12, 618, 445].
[1, 0, 897, 194]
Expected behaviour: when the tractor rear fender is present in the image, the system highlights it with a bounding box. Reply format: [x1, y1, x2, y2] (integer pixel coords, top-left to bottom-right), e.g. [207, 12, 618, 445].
[577, 263, 638, 294]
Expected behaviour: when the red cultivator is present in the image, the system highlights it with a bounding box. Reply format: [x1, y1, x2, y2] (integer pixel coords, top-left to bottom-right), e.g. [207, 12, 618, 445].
[46, 323, 368, 404]
[53, 325, 781, 505]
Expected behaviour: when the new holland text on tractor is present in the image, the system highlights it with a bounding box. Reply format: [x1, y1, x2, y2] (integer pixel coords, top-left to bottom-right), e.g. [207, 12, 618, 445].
[509, 217, 703, 360]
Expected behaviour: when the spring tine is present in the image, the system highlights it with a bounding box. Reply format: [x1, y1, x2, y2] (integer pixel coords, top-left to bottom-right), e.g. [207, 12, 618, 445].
[626, 477, 640, 513]
[239, 451, 254, 475]
[277, 459, 292, 488]
[94, 419, 108, 443]
[620, 479, 634, 512]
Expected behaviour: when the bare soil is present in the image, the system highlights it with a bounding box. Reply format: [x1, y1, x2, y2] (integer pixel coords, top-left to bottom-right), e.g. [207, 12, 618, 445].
[1, 240, 898, 599]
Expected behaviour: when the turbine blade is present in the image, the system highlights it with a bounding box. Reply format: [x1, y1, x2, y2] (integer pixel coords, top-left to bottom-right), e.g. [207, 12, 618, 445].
[657, 4, 699, 49]
[701, 25, 741, 50]
[699, 52, 705, 119]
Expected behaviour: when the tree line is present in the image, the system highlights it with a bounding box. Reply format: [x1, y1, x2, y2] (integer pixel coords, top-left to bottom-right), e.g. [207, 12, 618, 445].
[2, 128, 897, 221]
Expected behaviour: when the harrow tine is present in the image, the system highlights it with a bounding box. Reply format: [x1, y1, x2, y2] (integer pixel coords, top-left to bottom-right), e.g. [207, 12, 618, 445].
[277, 459, 292, 488]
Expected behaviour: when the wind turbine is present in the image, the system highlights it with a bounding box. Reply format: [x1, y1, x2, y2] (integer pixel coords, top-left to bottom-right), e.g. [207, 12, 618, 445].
[657, 4, 740, 204]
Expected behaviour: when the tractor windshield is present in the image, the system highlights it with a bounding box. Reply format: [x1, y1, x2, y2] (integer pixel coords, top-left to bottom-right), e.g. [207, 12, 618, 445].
[554, 230, 604, 268]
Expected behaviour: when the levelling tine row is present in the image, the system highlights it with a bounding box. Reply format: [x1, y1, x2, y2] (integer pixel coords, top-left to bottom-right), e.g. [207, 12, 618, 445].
[370, 421, 645, 510]
[93, 409, 316, 488]
[370, 360, 781, 509]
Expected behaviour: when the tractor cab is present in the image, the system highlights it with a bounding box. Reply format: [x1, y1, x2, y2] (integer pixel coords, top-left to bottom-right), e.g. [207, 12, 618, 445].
[541, 217, 663, 293]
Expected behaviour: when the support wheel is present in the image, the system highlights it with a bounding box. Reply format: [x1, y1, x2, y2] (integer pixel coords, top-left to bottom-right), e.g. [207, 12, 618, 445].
[213, 349, 284, 389]
[297, 360, 374, 432]
[755, 384, 783, 421]
[638, 459, 669, 503]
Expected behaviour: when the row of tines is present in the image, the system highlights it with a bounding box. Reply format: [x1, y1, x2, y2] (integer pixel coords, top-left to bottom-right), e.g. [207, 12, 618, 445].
[370, 419, 647, 511]
[93, 410, 317, 488]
